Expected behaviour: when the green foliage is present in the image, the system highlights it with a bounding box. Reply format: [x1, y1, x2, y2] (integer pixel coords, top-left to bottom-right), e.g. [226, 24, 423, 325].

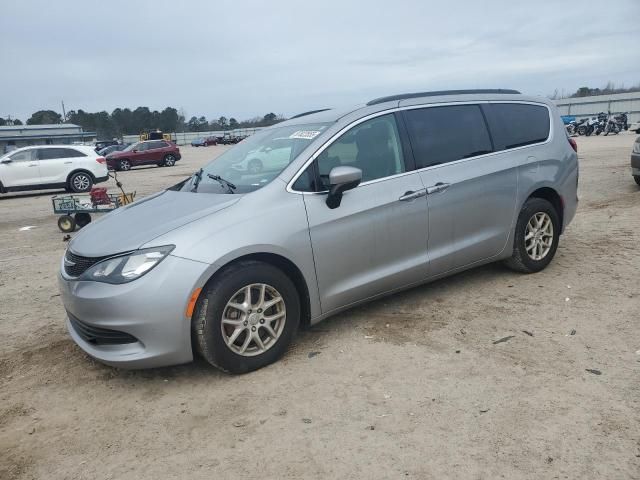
[26, 110, 63, 125]
[570, 82, 640, 98]
[21, 105, 286, 139]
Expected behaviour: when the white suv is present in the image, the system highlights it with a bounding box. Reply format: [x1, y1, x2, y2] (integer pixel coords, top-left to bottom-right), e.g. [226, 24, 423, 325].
[0, 145, 108, 194]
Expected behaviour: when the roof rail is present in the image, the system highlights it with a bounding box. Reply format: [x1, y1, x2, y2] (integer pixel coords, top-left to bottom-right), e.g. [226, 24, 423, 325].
[366, 89, 521, 106]
[290, 108, 331, 119]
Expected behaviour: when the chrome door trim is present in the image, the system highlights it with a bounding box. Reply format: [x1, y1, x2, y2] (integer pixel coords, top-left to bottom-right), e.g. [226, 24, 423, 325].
[286, 100, 554, 195]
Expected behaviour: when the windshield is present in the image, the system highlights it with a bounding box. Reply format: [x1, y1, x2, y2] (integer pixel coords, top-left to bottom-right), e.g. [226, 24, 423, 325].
[180, 122, 330, 194]
[123, 142, 140, 152]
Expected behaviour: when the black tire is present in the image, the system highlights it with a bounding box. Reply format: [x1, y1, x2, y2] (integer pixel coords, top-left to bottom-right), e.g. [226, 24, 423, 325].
[69, 171, 93, 193]
[119, 159, 131, 171]
[504, 198, 560, 274]
[163, 154, 176, 167]
[193, 260, 300, 374]
[57, 215, 76, 233]
[75, 212, 91, 228]
[634, 176, 640, 187]
[247, 158, 262, 173]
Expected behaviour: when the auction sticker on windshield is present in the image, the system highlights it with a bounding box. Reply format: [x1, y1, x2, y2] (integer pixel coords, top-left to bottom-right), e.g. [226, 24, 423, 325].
[289, 130, 321, 140]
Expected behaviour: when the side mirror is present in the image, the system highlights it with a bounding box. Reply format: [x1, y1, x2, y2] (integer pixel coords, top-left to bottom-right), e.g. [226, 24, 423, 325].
[326, 166, 362, 209]
[132, 149, 138, 153]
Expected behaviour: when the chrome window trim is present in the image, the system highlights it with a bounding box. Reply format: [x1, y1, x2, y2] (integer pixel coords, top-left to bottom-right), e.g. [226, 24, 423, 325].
[286, 100, 554, 195]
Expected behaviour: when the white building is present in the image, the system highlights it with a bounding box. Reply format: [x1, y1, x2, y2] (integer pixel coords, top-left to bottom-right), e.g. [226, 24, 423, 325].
[553, 92, 640, 122]
[0, 124, 97, 154]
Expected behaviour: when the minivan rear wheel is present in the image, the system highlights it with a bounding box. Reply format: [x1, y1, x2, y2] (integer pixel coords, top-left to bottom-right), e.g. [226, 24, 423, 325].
[505, 198, 560, 273]
[193, 260, 300, 373]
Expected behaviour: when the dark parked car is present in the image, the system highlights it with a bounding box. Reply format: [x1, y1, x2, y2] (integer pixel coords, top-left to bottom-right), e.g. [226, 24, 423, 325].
[98, 144, 130, 156]
[191, 136, 218, 147]
[217, 135, 242, 145]
[106, 140, 181, 171]
[94, 140, 119, 152]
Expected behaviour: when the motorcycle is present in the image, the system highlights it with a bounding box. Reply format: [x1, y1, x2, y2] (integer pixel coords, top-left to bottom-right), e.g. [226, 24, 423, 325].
[569, 118, 587, 135]
[613, 112, 628, 131]
[593, 112, 608, 136]
[578, 117, 600, 136]
[603, 112, 621, 136]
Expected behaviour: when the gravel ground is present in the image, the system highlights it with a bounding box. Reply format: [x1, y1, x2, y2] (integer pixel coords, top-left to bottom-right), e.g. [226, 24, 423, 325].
[1, 135, 639, 479]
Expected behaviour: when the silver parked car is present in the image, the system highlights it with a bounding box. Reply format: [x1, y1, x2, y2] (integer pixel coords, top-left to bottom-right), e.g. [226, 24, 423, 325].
[59, 89, 579, 373]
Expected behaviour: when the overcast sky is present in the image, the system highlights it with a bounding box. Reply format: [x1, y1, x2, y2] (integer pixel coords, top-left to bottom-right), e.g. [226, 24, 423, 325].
[1, 0, 639, 122]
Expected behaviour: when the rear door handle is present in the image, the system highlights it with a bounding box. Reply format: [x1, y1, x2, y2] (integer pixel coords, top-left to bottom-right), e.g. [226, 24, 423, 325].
[426, 182, 450, 195]
[64, 161, 73, 164]
[399, 189, 427, 201]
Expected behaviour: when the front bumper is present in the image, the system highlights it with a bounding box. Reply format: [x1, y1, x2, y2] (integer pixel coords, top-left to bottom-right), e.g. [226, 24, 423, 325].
[58, 254, 209, 369]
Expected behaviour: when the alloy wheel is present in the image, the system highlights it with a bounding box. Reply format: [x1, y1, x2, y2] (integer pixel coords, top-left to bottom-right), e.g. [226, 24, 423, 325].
[120, 160, 131, 171]
[73, 174, 90, 191]
[525, 212, 554, 261]
[164, 155, 176, 166]
[220, 283, 286, 356]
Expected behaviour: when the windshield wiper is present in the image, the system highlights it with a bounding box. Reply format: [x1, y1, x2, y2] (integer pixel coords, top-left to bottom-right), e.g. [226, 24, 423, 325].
[191, 168, 204, 192]
[207, 174, 236, 194]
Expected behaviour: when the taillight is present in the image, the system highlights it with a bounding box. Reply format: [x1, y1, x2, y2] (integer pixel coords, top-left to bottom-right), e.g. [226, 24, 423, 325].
[96, 156, 106, 164]
[568, 137, 577, 153]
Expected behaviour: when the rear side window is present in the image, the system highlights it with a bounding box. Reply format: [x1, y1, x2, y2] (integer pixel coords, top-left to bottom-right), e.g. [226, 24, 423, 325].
[485, 103, 550, 150]
[38, 148, 86, 160]
[403, 105, 493, 168]
[149, 141, 168, 149]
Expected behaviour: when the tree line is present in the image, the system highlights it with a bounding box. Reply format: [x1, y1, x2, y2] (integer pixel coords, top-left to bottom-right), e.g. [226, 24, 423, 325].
[0, 107, 285, 139]
[548, 81, 640, 99]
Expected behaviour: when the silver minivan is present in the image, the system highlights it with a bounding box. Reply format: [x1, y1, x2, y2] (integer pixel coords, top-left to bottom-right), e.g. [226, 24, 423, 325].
[58, 90, 579, 373]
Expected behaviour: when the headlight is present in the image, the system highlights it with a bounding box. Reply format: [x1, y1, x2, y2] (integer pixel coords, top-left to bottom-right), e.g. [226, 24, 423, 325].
[633, 140, 640, 154]
[80, 245, 174, 284]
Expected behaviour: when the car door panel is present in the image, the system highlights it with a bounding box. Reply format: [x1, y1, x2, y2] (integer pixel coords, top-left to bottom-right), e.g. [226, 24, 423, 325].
[418, 155, 517, 274]
[0, 150, 40, 187]
[402, 104, 518, 276]
[38, 148, 79, 185]
[299, 113, 429, 313]
[303, 174, 428, 313]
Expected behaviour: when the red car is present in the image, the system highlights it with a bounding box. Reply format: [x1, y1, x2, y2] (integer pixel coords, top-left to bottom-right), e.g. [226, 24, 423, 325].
[106, 140, 181, 171]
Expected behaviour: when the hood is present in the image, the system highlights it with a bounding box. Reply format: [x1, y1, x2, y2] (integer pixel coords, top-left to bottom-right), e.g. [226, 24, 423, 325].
[69, 190, 240, 257]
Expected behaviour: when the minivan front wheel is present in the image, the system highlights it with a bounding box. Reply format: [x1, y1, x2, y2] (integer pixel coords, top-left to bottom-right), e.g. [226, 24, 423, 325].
[193, 260, 300, 373]
[505, 198, 560, 273]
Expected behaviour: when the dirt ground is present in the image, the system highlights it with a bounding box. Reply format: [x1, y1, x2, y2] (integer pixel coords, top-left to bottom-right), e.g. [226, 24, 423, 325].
[1, 135, 639, 479]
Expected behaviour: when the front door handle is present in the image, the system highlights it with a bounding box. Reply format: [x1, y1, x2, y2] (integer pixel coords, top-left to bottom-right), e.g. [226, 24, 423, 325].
[399, 189, 427, 201]
[426, 182, 450, 195]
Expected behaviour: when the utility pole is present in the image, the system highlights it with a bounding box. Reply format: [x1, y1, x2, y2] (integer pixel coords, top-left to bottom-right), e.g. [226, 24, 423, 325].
[61, 100, 66, 122]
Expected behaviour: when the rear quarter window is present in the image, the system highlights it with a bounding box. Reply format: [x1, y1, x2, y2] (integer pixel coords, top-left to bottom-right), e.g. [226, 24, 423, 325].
[485, 103, 550, 150]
